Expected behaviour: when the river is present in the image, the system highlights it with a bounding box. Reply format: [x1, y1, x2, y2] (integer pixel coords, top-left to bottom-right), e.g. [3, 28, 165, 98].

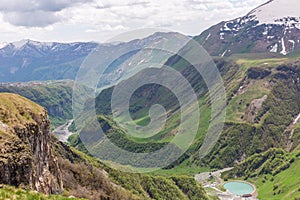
[52, 119, 74, 143]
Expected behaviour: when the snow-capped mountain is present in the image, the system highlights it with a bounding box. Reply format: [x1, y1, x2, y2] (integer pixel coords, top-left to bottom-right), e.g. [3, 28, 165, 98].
[0, 32, 183, 82]
[0, 39, 97, 57]
[0, 39, 98, 82]
[196, 0, 300, 56]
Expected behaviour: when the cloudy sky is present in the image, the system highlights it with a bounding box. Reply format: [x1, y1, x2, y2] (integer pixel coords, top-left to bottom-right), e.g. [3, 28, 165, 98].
[0, 0, 267, 43]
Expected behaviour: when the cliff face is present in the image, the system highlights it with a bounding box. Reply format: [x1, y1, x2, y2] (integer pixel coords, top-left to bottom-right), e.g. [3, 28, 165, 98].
[0, 93, 63, 194]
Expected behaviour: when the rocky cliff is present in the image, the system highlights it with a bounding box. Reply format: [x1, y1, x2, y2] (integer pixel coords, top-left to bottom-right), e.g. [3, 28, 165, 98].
[0, 93, 63, 194]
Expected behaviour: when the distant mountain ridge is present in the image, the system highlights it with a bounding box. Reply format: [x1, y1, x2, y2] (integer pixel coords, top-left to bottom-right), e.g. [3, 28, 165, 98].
[195, 0, 300, 56]
[0, 39, 97, 82]
[0, 32, 183, 83]
[0, 39, 97, 57]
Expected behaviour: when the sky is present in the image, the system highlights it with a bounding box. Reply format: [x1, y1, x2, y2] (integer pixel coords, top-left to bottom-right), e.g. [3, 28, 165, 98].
[0, 0, 267, 43]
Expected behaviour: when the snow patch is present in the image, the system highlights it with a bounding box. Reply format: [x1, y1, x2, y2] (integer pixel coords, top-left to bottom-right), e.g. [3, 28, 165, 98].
[270, 43, 278, 53]
[263, 29, 268, 35]
[0, 42, 8, 49]
[293, 113, 300, 125]
[289, 40, 295, 51]
[12, 39, 29, 49]
[223, 23, 232, 31]
[220, 33, 225, 40]
[280, 38, 287, 55]
[221, 50, 228, 57]
[204, 33, 211, 42]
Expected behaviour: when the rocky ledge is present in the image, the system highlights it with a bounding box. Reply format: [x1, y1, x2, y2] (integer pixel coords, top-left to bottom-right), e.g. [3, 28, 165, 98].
[0, 93, 63, 194]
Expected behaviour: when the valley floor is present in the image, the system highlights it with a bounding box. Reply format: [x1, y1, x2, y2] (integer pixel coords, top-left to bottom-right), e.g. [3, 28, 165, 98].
[52, 119, 74, 142]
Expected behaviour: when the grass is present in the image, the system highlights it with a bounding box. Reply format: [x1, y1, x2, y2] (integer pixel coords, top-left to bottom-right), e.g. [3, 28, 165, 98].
[149, 159, 210, 176]
[252, 156, 300, 199]
[0, 185, 84, 200]
[0, 93, 44, 126]
[223, 56, 290, 123]
[226, 79, 270, 123]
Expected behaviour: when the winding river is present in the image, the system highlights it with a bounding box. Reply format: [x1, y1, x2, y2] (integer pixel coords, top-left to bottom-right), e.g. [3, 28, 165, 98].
[52, 119, 74, 142]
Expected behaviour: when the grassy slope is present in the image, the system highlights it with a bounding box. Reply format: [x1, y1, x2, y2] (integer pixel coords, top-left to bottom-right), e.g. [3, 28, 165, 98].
[64, 53, 300, 198]
[0, 81, 74, 129]
[56, 141, 211, 200]
[253, 155, 300, 199]
[217, 55, 300, 198]
[0, 92, 45, 125]
[76, 56, 300, 172]
[0, 185, 84, 200]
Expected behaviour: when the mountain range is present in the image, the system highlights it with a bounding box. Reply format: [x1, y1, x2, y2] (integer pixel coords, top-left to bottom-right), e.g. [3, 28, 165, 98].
[0, 32, 183, 83]
[1, 0, 300, 82]
[1, 0, 300, 199]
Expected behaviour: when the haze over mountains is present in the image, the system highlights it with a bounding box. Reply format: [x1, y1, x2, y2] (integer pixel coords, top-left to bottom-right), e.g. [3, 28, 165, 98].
[0, 0, 299, 83]
[0, 32, 183, 83]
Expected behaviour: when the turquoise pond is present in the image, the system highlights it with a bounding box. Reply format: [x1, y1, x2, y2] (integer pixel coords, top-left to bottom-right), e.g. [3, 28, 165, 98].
[224, 181, 254, 195]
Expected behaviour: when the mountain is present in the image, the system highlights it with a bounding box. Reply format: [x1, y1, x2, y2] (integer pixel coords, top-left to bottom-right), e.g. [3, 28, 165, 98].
[196, 0, 300, 56]
[0, 32, 184, 83]
[2, 1, 300, 199]
[0, 40, 97, 82]
[0, 93, 211, 199]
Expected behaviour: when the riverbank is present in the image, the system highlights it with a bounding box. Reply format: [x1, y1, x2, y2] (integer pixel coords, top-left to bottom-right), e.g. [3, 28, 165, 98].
[52, 119, 74, 142]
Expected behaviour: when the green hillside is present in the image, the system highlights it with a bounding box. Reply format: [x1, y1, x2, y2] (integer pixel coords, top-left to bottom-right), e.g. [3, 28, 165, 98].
[0, 81, 91, 129]
[73, 54, 300, 198]
[0, 185, 84, 200]
[0, 92, 211, 200]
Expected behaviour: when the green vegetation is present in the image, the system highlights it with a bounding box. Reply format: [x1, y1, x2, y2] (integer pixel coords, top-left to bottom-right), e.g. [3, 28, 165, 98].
[70, 54, 300, 199]
[106, 169, 209, 200]
[67, 133, 89, 154]
[68, 121, 77, 132]
[0, 93, 44, 125]
[224, 148, 294, 179]
[0, 185, 84, 200]
[253, 155, 300, 199]
[150, 159, 209, 176]
[0, 81, 74, 129]
[224, 149, 300, 199]
[197, 60, 300, 168]
[3, 50, 300, 199]
[54, 137, 211, 200]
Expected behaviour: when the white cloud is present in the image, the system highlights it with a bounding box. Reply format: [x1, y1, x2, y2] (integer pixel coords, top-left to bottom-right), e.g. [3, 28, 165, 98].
[0, 0, 267, 42]
[0, 0, 92, 27]
[3, 11, 61, 27]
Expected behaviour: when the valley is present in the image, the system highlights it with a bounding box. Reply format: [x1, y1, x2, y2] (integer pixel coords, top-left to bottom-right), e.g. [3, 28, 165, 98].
[52, 119, 74, 143]
[0, 0, 300, 199]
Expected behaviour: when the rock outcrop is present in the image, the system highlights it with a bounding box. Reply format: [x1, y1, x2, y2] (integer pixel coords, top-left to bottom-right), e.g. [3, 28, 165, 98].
[0, 93, 63, 194]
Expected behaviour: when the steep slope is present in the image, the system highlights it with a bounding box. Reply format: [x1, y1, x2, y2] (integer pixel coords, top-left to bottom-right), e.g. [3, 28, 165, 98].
[221, 148, 300, 199]
[0, 92, 211, 199]
[0, 81, 74, 128]
[0, 80, 93, 130]
[0, 185, 82, 200]
[196, 0, 300, 56]
[0, 93, 63, 194]
[0, 93, 138, 199]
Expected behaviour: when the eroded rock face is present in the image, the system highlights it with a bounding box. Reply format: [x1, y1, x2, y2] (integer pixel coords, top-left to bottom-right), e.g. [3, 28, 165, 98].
[0, 93, 63, 194]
